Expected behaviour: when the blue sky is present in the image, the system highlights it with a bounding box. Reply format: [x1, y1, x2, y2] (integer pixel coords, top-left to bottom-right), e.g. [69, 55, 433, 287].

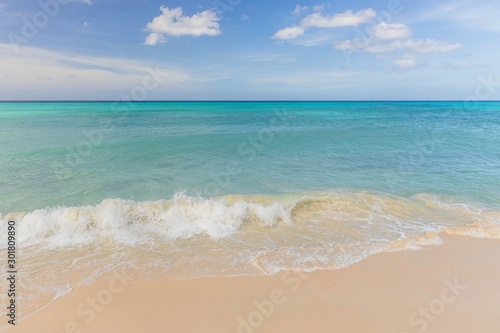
[0, 0, 499, 100]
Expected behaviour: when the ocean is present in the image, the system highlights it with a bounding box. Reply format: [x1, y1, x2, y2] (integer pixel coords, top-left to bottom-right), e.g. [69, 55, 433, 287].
[1, 101, 499, 322]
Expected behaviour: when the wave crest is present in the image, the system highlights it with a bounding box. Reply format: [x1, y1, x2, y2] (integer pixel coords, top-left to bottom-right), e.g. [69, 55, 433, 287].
[1, 191, 499, 249]
[2, 193, 293, 248]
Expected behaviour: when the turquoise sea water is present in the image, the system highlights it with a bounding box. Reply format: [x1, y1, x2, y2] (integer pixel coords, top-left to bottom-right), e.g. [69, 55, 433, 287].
[0, 101, 499, 320]
[1, 101, 499, 213]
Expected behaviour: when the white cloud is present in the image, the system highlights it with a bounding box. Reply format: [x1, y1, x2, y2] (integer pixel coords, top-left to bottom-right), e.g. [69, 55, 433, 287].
[290, 32, 334, 46]
[145, 33, 165, 46]
[335, 38, 462, 54]
[301, 8, 376, 28]
[438, 56, 490, 70]
[368, 22, 411, 40]
[241, 14, 250, 21]
[145, 7, 221, 46]
[402, 39, 462, 53]
[363, 41, 401, 53]
[65, 0, 92, 4]
[393, 57, 416, 68]
[334, 39, 357, 51]
[273, 4, 465, 70]
[293, 4, 308, 15]
[419, 1, 500, 31]
[249, 71, 352, 86]
[273, 8, 376, 40]
[272, 26, 305, 40]
[0, 44, 189, 99]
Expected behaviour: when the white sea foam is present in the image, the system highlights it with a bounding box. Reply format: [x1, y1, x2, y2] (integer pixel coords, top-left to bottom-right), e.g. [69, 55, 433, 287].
[1, 192, 294, 249]
[1, 190, 499, 324]
[1, 191, 498, 251]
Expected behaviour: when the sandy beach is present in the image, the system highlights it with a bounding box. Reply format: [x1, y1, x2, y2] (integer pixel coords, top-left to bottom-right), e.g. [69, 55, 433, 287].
[2, 0, 500, 331]
[6, 234, 499, 333]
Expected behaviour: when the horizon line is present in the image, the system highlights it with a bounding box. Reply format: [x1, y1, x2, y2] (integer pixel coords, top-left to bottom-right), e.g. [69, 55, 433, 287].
[1, 100, 499, 103]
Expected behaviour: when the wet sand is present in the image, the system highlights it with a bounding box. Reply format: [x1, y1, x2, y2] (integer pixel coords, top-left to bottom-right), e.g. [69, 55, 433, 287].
[6, 234, 500, 333]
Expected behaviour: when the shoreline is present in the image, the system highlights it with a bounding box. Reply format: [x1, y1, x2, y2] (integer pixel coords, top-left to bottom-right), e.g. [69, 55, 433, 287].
[5, 234, 500, 333]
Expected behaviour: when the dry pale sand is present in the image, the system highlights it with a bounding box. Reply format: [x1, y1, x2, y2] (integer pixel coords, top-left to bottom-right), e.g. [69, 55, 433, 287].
[6, 234, 500, 333]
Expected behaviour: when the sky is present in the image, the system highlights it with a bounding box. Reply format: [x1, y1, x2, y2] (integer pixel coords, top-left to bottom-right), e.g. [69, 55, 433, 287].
[0, 0, 499, 100]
